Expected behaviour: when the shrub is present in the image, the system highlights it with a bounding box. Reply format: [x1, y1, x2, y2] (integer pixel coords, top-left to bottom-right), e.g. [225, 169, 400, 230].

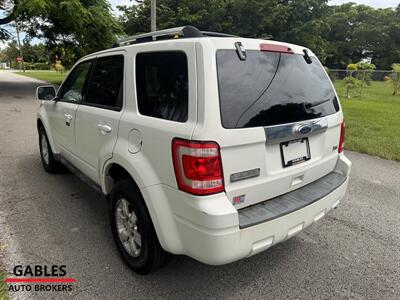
[354, 62, 376, 97]
[344, 63, 360, 99]
[53, 60, 65, 73]
[23, 62, 34, 70]
[347, 63, 358, 71]
[391, 63, 400, 96]
[344, 76, 362, 99]
[17, 62, 51, 71]
[356, 62, 376, 86]
[33, 63, 51, 70]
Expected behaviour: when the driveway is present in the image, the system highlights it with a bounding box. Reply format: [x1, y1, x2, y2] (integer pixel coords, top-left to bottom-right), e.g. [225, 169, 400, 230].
[0, 70, 399, 299]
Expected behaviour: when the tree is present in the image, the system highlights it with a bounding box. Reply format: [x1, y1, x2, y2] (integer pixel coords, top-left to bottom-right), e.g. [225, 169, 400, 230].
[356, 61, 376, 97]
[118, 0, 400, 67]
[118, 0, 331, 57]
[118, 0, 244, 35]
[0, 0, 17, 25]
[356, 62, 375, 85]
[324, 3, 400, 69]
[53, 59, 64, 72]
[0, 0, 17, 39]
[344, 63, 362, 99]
[391, 63, 400, 95]
[1, 0, 399, 70]
[0, 40, 19, 67]
[13, 0, 122, 67]
[20, 43, 48, 63]
[271, 0, 331, 58]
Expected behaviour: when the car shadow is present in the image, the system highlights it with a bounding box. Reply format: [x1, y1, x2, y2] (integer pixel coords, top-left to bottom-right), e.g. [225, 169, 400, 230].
[11, 153, 308, 298]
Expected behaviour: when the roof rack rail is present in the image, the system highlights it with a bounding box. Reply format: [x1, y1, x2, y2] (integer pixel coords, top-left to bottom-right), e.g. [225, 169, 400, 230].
[201, 31, 235, 37]
[116, 25, 236, 46]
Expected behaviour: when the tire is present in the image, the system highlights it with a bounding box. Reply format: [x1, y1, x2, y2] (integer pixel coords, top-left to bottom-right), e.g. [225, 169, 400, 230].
[110, 179, 168, 275]
[38, 126, 64, 173]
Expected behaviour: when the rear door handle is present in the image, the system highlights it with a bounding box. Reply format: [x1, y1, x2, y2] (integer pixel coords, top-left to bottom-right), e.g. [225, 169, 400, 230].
[64, 113, 73, 126]
[97, 124, 112, 134]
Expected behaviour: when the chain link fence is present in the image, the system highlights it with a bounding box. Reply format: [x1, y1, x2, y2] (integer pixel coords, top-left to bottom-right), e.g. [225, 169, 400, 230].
[328, 69, 393, 81]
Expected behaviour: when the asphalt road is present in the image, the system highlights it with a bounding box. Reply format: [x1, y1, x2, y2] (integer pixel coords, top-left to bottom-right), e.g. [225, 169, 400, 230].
[0, 70, 399, 300]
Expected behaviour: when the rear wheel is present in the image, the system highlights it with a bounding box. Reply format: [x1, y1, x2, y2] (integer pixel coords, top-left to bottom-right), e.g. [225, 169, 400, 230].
[110, 179, 168, 274]
[38, 126, 63, 173]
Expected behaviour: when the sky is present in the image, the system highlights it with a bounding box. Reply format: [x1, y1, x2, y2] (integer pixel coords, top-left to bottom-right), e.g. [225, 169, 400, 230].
[110, 0, 133, 12]
[329, 0, 399, 8]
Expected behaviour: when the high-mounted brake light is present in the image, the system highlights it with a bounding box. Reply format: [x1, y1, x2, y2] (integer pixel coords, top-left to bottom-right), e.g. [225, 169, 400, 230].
[338, 121, 346, 153]
[172, 139, 224, 195]
[260, 43, 294, 54]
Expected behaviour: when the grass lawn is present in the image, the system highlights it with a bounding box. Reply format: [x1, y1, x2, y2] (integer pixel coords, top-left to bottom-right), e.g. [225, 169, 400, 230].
[334, 80, 400, 161]
[0, 268, 8, 300]
[17, 71, 67, 85]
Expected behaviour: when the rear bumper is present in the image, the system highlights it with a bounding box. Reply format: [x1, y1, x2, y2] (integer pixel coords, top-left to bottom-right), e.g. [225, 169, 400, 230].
[238, 171, 347, 229]
[141, 153, 351, 265]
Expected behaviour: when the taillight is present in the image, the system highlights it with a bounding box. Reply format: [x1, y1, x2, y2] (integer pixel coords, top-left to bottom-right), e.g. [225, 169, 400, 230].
[172, 138, 224, 195]
[338, 121, 346, 153]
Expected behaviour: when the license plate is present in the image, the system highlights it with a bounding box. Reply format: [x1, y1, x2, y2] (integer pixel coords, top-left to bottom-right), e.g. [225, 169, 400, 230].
[280, 138, 311, 167]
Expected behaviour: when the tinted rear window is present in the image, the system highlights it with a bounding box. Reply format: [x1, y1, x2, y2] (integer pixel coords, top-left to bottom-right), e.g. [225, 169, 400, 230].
[217, 50, 339, 128]
[136, 51, 188, 122]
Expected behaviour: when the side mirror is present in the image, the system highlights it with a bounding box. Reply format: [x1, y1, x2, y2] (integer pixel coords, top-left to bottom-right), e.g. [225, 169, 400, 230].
[36, 86, 57, 101]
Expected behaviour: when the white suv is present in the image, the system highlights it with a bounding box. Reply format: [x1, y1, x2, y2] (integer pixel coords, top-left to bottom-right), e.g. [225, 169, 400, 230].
[36, 26, 351, 274]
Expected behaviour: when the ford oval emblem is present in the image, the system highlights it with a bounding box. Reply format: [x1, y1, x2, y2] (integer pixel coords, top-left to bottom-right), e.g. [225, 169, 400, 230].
[294, 124, 313, 136]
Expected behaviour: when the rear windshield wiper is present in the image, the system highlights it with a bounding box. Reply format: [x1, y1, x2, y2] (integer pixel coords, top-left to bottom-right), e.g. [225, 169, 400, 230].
[304, 98, 331, 109]
[303, 49, 312, 64]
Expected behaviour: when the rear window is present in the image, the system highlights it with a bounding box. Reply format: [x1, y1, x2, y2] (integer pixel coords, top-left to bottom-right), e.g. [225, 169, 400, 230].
[216, 50, 339, 128]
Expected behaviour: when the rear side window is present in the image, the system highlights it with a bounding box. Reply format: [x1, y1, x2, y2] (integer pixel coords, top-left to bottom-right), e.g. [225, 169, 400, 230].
[217, 50, 339, 128]
[85, 55, 124, 109]
[136, 51, 188, 122]
[59, 61, 91, 102]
